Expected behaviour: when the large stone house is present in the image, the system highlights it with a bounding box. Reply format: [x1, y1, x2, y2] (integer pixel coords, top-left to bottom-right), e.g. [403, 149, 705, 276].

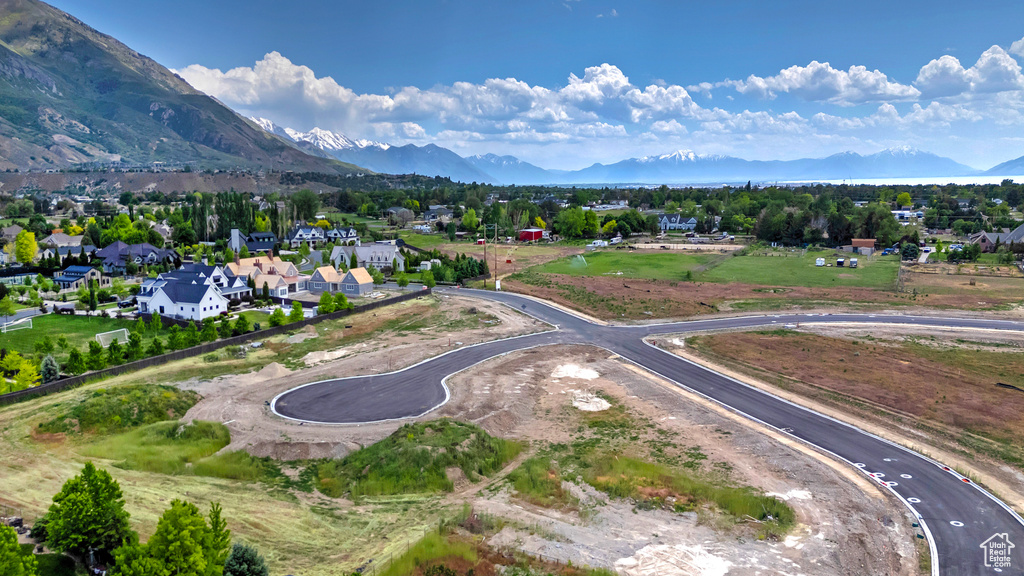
[224, 253, 309, 294]
[658, 214, 697, 232]
[94, 241, 178, 274]
[329, 243, 405, 273]
[53, 265, 110, 292]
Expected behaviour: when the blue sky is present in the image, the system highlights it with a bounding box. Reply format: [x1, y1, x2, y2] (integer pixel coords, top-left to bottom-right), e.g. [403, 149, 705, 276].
[49, 0, 1024, 169]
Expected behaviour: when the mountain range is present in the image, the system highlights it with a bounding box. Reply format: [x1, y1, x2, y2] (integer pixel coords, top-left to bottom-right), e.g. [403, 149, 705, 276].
[0, 0, 355, 173]
[254, 119, 1019, 185]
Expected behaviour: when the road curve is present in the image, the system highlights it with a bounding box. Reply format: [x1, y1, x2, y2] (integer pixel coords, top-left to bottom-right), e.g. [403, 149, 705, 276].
[273, 288, 1024, 575]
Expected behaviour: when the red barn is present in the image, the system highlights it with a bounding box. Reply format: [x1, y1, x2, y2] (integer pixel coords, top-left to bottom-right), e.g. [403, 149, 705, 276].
[519, 228, 544, 242]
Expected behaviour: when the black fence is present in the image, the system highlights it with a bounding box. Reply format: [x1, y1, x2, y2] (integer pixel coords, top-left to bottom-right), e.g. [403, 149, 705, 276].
[0, 289, 432, 406]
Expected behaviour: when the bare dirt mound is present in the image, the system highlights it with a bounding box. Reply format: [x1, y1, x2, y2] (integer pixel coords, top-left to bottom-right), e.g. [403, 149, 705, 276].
[247, 441, 351, 460]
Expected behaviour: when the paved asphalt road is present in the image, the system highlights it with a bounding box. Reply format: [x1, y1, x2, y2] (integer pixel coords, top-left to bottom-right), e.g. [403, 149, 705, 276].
[273, 288, 1024, 575]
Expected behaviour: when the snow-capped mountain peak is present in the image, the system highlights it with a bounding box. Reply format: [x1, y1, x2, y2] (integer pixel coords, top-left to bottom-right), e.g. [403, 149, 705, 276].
[288, 127, 390, 151]
[881, 145, 922, 157]
[248, 118, 390, 151]
[250, 117, 278, 133]
[638, 150, 727, 163]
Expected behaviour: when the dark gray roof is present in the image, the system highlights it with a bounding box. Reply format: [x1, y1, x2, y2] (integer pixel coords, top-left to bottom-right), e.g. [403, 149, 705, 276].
[61, 265, 94, 276]
[178, 263, 217, 276]
[158, 279, 212, 304]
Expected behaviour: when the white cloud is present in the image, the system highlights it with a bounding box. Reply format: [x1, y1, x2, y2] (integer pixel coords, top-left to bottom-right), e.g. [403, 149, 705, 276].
[1010, 36, 1024, 58]
[916, 46, 1024, 98]
[175, 49, 1024, 170]
[731, 61, 920, 104]
[812, 102, 981, 131]
[650, 119, 688, 134]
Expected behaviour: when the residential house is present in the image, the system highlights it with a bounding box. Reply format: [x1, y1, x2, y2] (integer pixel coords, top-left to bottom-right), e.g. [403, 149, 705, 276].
[329, 243, 405, 273]
[386, 207, 414, 225]
[53, 265, 110, 292]
[152, 222, 173, 245]
[94, 241, 178, 274]
[971, 222, 1024, 252]
[224, 253, 309, 293]
[41, 244, 97, 263]
[423, 206, 454, 224]
[308, 266, 346, 293]
[40, 232, 84, 248]
[1, 224, 23, 242]
[340, 267, 374, 296]
[658, 214, 698, 231]
[844, 238, 877, 256]
[325, 226, 360, 245]
[252, 274, 290, 298]
[136, 263, 250, 321]
[283, 225, 326, 248]
[228, 229, 278, 253]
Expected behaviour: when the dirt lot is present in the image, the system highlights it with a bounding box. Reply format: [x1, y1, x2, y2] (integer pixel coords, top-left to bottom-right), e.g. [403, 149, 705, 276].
[502, 273, 908, 319]
[674, 325, 1024, 512]
[903, 264, 1024, 309]
[504, 266, 1024, 320]
[435, 345, 918, 575]
[178, 294, 549, 460]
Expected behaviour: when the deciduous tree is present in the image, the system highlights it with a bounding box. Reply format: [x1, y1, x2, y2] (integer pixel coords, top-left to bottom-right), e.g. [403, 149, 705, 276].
[0, 525, 36, 576]
[47, 462, 134, 564]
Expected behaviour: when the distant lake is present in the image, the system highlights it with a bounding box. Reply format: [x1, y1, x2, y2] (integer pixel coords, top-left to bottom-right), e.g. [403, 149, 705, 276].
[779, 175, 1024, 186]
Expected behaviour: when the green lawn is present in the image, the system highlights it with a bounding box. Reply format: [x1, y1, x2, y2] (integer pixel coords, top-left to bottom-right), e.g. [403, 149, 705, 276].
[398, 231, 459, 250]
[0, 313, 133, 357]
[20, 544, 80, 576]
[531, 250, 717, 281]
[699, 250, 900, 289]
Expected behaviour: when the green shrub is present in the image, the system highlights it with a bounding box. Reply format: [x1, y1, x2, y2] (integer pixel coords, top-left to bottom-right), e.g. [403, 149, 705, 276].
[39, 385, 199, 435]
[316, 419, 521, 498]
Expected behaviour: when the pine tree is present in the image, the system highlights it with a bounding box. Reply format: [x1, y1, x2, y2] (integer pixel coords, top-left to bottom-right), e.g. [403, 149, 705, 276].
[223, 543, 268, 576]
[40, 354, 60, 383]
[87, 341, 107, 370]
[147, 338, 165, 356]
[65, 349, 86, 375]
[184, 321, 200, 347]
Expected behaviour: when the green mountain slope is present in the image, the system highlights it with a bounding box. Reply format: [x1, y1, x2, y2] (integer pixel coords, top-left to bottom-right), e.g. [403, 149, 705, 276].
[0, 0, 362, 173]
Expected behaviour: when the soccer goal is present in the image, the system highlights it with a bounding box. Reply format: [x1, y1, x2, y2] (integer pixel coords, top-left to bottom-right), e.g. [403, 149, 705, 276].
[0, 318, 31, 333]
[96, 328, 130, 348]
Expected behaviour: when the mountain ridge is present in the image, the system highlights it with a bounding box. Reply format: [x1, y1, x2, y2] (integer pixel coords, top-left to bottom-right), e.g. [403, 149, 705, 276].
[0, 0, 360, 173]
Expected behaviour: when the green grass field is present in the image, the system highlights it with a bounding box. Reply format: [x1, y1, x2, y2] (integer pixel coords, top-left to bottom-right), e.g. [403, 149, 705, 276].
[80, 420, 233, 475]
[0, 314, 134, 357]
[699, 250, 900, 289]
[398, 231, 462, 250]
[531, 250, 716, 281]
